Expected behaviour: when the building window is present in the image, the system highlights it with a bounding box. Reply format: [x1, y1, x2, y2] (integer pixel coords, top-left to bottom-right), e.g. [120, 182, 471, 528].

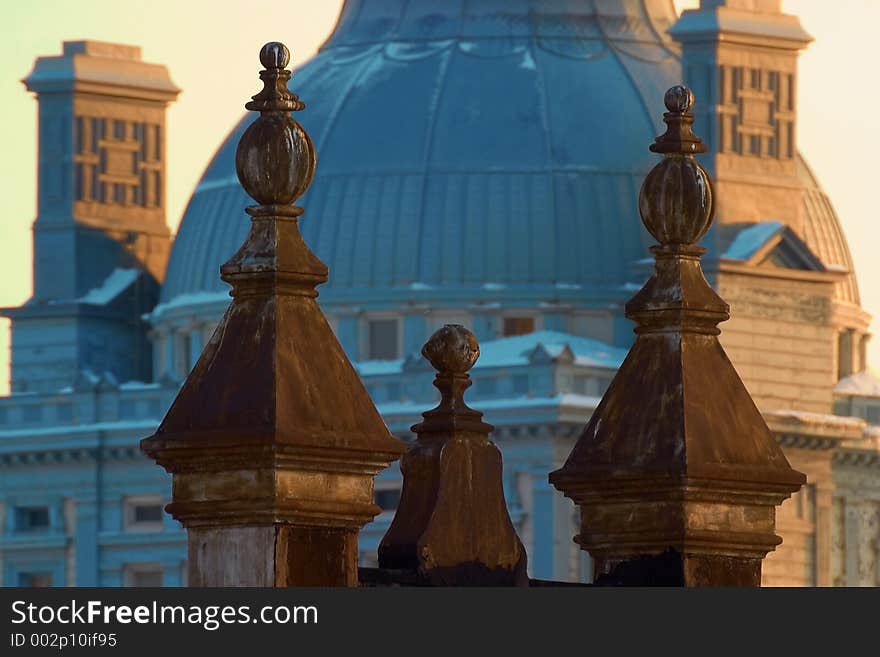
[838, 330, 854, 381]
[503, 317, 535, 337]
[124, 564, 164, 587]
[375, 486, 401, 512]
[146, 398, 161, 419]
[155, 335, 168, 379]
[358, 550, 379, 568]
[859, 334, 871, 372]
[55, 404, 73, 423]
[188, 330, 202, 369]
[119, 399, 138, 420]
[23, 406, 42, 423]
[867, 406, 880, 425]
[18, 572, 53, 587]
[367, 319, 400, 360]
[475, 376, 498, 396]
[175, 332, 191, 378]
[16, 506, 50, 532]
[124, 497, 164, 532]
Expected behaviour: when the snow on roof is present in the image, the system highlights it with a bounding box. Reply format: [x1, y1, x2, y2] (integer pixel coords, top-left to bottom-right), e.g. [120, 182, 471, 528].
[834, 370, 880, 398]
[118, 381, 162, 391]
[763, 408, 866, 431]
[477, 331, 626, 369]
[355, 359, 405, 376]
[376, 393, 602, 417]
[722, 222, 784, 260]
[149, 290, 231, 318]
[78, 268, 140, 305]
[0, 418, 159, 442]
[356, 331, 626, 376]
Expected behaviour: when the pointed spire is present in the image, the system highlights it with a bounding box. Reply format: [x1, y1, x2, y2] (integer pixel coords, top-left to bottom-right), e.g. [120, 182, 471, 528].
[379, 325, 527, 586]
[141, 42, 405, 587]
[550, 86, 804, 587]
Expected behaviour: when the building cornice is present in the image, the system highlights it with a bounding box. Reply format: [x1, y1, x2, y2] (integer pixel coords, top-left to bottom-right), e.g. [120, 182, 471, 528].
[715, 260, 843, 285]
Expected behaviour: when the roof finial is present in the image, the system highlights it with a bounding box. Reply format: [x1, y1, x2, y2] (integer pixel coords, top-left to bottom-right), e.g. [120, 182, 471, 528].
[235, 41, 314, 210]
[246, 41, 304, 113]
[639, 84, 714, 246]
[422, 324, 480, 377]
[649, 84, 707, 156]
[419, 324, 485, 429]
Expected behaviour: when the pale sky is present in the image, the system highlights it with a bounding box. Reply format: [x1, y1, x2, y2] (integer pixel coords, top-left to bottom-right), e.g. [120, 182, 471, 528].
[0, 0, 877, 393]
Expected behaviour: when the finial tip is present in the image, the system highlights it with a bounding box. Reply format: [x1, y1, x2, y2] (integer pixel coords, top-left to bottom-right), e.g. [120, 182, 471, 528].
[259, 42, 290, 70]
[664, 85, 694, 113]
[422, 325, 480, 375]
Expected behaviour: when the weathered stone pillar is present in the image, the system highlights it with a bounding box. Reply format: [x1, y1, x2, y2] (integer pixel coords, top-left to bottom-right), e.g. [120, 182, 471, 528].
[141, 42, 406, 587]
[379, 325, 527, 585]
[550, 87, 805, 587]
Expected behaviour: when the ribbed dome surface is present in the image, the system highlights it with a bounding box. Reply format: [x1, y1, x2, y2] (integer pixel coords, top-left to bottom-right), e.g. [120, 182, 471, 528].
[161, 0, 860, 313]
[161, 0, 683, 306]
[797, 157, 860, 305]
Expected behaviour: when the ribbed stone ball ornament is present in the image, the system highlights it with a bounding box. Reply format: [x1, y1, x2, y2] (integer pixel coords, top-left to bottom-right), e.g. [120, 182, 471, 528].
[638, 85, 714, 246]
[235, 42, 316, 207]
[422, 325, 480, 375]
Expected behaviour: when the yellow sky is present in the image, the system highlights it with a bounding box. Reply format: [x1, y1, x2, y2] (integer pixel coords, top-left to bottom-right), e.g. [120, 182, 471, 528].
[0, 0, 877, 393]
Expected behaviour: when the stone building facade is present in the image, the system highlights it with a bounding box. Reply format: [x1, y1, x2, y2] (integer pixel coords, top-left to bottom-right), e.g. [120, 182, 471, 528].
[0, 0, 878, 586]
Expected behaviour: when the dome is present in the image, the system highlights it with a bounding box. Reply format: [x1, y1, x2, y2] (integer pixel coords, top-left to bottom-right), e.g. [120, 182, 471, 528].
[160, 0, 860, 320]
[796, 156, 860, 305]
[160, 0, 684, 309]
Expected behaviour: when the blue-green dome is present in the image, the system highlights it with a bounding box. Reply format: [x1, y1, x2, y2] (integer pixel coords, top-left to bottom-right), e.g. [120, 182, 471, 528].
[161, 0, 683, 309]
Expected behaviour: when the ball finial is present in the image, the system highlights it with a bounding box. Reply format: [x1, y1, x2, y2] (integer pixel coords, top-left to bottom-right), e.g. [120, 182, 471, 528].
[259, 42, 290, 70]
[639, 87, 714, 245]
[421, 325, 480, 376]
[235, 42, 314, 207]
[664, 85, 694, 114]
[649, 85, 707, 156]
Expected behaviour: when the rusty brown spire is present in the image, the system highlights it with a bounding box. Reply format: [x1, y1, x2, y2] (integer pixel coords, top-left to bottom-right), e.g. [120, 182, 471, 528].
[378, 325, 527, 586]
[549, 86, 804, 587]
[141, 42, 405, 587]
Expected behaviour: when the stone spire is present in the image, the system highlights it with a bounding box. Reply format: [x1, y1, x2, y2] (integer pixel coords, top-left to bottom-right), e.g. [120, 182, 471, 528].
[141, 42, 405, 587]
[379, 325, 527, 585]
[549, 87, 805, 587]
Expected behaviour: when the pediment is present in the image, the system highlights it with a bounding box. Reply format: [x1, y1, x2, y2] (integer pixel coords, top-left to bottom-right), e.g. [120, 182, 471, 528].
[721, 222, 828, 272]
[757, 232, 826, 271]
